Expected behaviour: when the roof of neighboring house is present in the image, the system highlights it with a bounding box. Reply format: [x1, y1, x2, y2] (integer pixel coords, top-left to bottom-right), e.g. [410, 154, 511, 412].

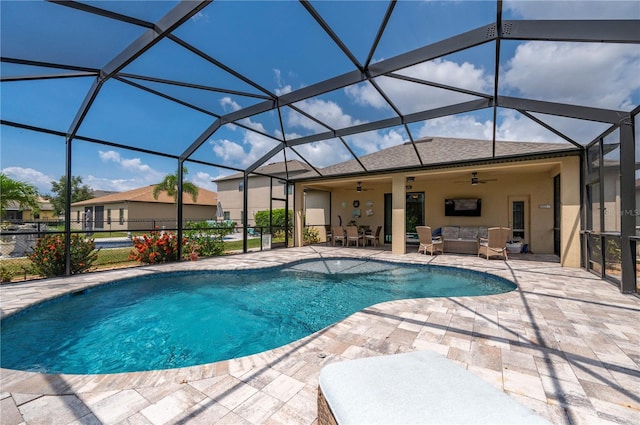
[214, 160, 313, 182]
[71, 185, 217, 207]
[92, 190, 119, 198]
[6, 196, 54, 211]
[296, 136, 576, 178]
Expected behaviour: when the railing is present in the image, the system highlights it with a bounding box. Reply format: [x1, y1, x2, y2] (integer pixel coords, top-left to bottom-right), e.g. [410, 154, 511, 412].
[0, 220, 289, 283]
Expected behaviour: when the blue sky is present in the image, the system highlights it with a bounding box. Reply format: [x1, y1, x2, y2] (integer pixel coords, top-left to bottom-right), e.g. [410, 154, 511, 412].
[1, 0, 639, 195]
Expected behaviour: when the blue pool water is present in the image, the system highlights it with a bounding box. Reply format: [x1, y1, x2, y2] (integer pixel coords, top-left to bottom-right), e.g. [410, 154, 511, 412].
[0, 258, 515, 375]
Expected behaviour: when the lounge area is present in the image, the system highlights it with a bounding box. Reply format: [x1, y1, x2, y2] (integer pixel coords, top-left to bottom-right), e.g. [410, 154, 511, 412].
[1, 246, 638, 425]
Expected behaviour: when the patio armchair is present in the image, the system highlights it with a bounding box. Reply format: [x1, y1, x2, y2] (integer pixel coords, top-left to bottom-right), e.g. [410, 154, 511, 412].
[346, 225, 363, 247]
[364, 225, 382, 247]
[416, 226, 443, 255]
[332, 226, 346, 246]
[324, 225, 332, 246]
[478, 227, 511, 260]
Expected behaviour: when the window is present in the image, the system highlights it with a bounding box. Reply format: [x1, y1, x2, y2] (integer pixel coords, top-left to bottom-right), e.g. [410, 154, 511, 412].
[512, 201, 525, 240]
[107, 209, 111, 225]
[76, 211, 80, 223]
[284, 183, 292, 195]
[119, 208, 124, 225]
[224, 211, 230, 220]
[239, 182, 244, 192]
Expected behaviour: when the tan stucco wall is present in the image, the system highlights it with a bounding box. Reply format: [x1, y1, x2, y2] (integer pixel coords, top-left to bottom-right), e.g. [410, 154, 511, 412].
[22, 209, 57, 221]
[560, 156, 581, 267]
[300, 156, 581, 264]
[217, 176, 293, 227]
[71, 202, 216, 232]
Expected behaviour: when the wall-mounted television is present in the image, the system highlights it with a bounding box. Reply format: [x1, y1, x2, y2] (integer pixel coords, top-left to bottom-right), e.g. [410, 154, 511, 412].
[444, 198, 482, 217]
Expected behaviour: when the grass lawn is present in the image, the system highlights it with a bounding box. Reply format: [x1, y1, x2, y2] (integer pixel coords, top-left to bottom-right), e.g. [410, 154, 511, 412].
[1, 236, 286, 283]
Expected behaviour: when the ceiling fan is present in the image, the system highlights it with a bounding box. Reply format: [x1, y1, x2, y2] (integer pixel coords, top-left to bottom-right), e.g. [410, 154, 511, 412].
[350, 181, 373, 192]
[455, 172, 497, 185]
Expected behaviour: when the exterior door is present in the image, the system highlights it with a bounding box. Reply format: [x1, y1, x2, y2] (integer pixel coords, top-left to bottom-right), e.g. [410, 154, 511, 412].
[383, 192, 425, 244]
[94, 206, 104, 229]
[508, 196, 529, 245]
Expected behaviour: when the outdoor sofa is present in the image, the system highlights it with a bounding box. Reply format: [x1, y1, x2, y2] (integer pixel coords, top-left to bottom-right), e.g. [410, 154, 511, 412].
[440, 225, 490, 255]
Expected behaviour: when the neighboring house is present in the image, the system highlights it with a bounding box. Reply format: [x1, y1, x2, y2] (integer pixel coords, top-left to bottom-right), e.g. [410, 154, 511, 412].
[71, 185, 217, 231]
[2, 197, 57, 222]
[214, 160, 314, 227]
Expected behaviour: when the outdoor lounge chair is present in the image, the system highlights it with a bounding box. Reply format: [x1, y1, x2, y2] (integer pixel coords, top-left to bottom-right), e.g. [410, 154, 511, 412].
[325, 225, 333, 246]
[478, 226, 511, 260]
[416, 226, 443, 255]
[331, 226, 345, 246]
[345, 225, 363, 247]
[364, 225, 382, 247]
[318, 350, 551, 425]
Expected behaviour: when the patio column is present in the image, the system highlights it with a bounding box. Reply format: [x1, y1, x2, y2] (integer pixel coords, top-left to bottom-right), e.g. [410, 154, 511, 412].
[294, 182, 304, 247]
[561, 156, 581, 267]
[391, 175, 406, 255]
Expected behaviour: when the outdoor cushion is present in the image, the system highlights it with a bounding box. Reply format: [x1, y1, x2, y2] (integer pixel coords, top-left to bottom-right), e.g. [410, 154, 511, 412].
[441, 226, 459, 239]
[458, 226, 478, 239]
[319, 350, 550, 425]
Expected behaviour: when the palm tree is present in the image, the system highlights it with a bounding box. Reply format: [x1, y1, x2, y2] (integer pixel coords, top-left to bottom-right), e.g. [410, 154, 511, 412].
[0, 173, 40, 219]
[153, 167, 199, 203]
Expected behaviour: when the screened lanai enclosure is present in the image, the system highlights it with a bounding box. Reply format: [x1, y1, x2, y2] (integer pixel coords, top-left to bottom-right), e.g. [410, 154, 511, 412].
[1, 1, 639, 292]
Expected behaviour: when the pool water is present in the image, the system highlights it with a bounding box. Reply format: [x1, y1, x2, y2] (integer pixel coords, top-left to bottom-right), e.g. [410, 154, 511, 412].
[0, 259, 515, 374]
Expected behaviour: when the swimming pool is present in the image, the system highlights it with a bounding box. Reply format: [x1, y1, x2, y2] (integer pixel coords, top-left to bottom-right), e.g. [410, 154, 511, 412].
[0, 258, 515, 375]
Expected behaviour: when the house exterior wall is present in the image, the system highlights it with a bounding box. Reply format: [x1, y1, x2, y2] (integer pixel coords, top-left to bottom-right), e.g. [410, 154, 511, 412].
[70, 202, 216, 232]
[21, 209, 57, 222]
[217, 176, 292, 227]
[298, 156, 581, 262]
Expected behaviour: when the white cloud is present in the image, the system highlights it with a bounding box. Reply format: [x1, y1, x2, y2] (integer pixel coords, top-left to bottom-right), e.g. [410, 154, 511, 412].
[190, 11, 210, 22]
[99, 150, 121, 162]
[220, 97, 241, 112]
[494, 109, 564, 142]
[344, 83, 389, 109]
[83, 175, 139, 192]
[347, 59, 492, 113]
[504, 0, 639, 19]
[503, 42, 640, 110]
[292, 98, 365, 130]
[416, 115, 493, 140]
[96, 150, 165, 189]
[210, 131, 278, 168]
[1, 167, 54, 195]
[294, 139, 353, 168]
[190, 171, 218, 192]
[346, 128, 407, 155]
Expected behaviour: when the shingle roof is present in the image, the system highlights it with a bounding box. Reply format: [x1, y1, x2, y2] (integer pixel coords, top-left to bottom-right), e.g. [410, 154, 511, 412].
[298, 136, 575, 178]
[71, 185, 217, 206]
[214, 160, 314, 182]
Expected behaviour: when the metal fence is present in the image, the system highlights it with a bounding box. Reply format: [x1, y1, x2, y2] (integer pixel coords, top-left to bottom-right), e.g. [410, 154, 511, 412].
[0, 219, 288, 284]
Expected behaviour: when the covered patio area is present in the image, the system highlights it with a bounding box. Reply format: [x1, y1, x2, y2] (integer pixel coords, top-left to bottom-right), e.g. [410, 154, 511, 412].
[1, 247, 638, 424]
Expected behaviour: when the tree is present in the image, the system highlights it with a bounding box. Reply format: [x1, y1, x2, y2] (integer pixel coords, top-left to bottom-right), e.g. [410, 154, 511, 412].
[48, 176, 94, 216]
[0, 173, 40, 219]
[153, 167, 199, 203]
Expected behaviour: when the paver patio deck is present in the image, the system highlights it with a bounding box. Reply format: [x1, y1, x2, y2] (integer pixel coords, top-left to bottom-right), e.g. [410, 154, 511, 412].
[1, 245, 639, 425]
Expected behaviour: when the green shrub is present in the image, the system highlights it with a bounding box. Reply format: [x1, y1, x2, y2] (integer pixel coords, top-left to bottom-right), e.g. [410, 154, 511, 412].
[1, 266, 16, 283]
[303, 227, 320, 245]
[184, 220, 234, 257]
[29, 234, 99, 277]
[253, 209, 292, 230]
[129, 230, 184, 264]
